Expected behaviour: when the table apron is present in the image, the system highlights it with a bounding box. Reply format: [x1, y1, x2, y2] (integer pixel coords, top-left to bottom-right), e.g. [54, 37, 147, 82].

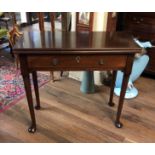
[26, 54, 128, 71]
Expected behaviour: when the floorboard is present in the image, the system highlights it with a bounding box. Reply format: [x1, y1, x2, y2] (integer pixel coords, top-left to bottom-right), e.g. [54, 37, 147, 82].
[0, 76, 155, 142]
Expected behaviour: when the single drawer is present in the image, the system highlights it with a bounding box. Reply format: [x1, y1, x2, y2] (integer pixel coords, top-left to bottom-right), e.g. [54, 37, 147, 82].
[27, 54, 127, 71]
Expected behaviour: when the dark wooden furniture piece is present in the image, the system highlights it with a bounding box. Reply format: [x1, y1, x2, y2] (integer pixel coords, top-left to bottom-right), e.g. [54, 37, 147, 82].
[13, 31, 141, 133]
[119, 12, 155, 75]
[76, 12, 94, 32]
[106, 12, 118, 32]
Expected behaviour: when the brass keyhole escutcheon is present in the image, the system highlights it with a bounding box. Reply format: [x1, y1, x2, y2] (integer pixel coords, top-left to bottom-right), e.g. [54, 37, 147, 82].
[52, 58, 58, 66]
[99, 59, 104, 65]
[75, 56, 80, 63]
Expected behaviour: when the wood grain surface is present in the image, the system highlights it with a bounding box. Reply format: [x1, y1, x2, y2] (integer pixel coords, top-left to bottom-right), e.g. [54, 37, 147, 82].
[0, 76, 155, 142]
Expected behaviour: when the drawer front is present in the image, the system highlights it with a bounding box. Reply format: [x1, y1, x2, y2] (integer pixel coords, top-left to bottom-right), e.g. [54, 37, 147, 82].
[27, 55, 127, 71]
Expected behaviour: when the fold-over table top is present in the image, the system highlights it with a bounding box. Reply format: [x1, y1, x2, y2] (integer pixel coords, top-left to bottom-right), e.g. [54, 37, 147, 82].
[13, 31, 141, 55]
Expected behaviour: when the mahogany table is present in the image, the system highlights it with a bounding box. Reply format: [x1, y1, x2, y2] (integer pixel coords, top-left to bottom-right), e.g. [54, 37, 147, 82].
[13, 31, 141, 133]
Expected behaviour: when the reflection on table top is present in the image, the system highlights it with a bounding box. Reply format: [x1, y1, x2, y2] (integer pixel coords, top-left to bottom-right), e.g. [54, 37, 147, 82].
[13, 31, 141, 54]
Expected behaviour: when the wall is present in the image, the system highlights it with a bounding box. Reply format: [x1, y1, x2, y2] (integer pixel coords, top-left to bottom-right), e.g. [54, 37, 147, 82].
[93, 12, 108, 31]
[20, 12, 27, 23]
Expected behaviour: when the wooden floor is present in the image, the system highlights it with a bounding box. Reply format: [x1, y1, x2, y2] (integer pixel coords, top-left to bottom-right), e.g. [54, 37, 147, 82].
[0, 74, 155, 142]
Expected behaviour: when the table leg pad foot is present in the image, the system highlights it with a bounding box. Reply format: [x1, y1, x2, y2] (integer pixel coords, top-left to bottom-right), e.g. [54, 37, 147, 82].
[28, 125, 36, 133]
[108, 102, 115, 107]
[115, 121, 123, 128]
[35, 105, 41, 110]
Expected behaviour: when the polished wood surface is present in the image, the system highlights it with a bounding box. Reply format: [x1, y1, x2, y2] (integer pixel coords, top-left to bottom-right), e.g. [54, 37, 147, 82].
[108, 70, 117, 107]
[121, 12, 155, 75]
[27, 55, 127, 71]
[146, 47, 155, 75]
[106, 12, 117, 32]
[50, 13, 55, 32]
[0, 77, 155, 142]
[13, 30, 141, 133]
[14, 31, 140, 54]
[38, 13, 45, 31]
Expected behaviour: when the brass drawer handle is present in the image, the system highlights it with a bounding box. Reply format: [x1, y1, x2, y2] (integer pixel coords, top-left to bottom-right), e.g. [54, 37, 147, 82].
[99, 59, 104, 65]
[75, 56, 80, 63]
[52, 58, 59, 66]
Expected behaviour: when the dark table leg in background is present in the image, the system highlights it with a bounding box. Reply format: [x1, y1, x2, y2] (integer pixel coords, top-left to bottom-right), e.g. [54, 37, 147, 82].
[22, 73, 37, 133]
[115, 73, 130, 128]
[60, 71, 63, 77]
[32, 71, 41, 110]
[108, 70, 117, 107]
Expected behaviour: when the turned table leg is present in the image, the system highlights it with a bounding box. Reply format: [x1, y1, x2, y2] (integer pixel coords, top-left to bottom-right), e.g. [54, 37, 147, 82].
[115, 73, 130, 128]
[50, 71, 54, 82]
[22, 73, 37, 133]
[60, 71, 63, 77]
[20, 55, 37, 133]
[108, 70, 117, 107]
[32, 71, 41, 110]
[114, 55, 134, 128]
